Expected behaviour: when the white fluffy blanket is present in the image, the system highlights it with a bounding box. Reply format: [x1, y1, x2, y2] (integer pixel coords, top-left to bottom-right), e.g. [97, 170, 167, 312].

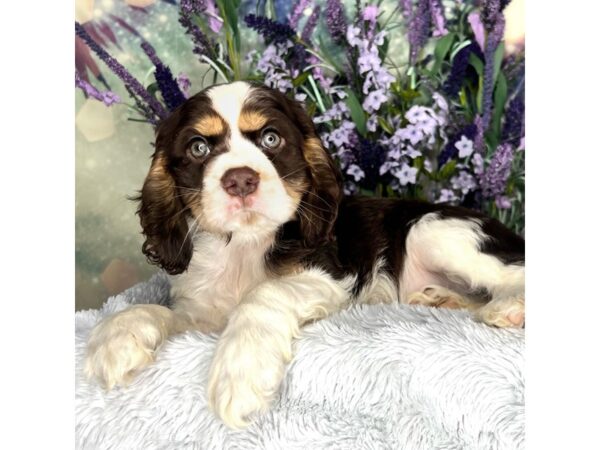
[75, 273, 524, 450]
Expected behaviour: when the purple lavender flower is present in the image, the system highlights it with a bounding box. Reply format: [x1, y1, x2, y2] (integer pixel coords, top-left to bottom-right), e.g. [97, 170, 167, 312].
[481, 14, 506, 130]
[501, 96, 525, 147]
[288, 0, 312, 30]
[244, 14, 296, 44]
[408, 0, 431, 65]
[480, 0, 512, 31]
[75, 71, 121, 106]
[179, 14, 212, 59]
[399, 0, 413, 19]
[325, 0, 347, 44]
[480, 143, 514, 198]
[428, 0, 447, 37]
[443, 43, 482, 98]
[180, 0, 206, 17]
[141, 42, 186, 111]
[301, 5, 320, 43]
[75, 22, 167, 120]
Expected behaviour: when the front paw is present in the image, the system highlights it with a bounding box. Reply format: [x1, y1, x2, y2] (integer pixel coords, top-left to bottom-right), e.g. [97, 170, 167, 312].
[84, 305, 171, 389]
[207, 332, 289, 428]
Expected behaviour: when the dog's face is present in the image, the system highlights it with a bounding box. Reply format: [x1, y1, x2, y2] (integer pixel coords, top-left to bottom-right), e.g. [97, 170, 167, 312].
[138, 81, 342, 274]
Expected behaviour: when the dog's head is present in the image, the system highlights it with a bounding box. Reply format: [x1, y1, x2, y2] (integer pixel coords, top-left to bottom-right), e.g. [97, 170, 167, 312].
[137, 81, 342, 274]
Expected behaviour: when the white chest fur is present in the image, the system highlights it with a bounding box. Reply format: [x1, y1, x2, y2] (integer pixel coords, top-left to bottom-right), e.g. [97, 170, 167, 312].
[169, 231, 273, 331]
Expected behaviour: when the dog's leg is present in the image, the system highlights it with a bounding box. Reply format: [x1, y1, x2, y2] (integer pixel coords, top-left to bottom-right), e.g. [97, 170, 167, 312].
[402, 213, 525, 328]
[85, 304, 202, 389]
[207, 268, 352, 428]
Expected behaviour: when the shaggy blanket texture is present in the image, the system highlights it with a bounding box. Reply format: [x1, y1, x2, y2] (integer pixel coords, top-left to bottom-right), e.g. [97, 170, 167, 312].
[75, 273, 524, 450]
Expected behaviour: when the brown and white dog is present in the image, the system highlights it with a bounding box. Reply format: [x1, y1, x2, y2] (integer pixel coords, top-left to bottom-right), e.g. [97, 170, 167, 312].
[85, 81, 525, 428]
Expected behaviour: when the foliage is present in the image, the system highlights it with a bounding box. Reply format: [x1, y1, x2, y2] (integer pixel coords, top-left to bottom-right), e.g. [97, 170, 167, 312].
[75, 0, 525, 234]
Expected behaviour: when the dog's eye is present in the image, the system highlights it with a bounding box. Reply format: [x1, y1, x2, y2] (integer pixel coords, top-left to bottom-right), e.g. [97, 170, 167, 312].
[189, 137, 210, 158]
[261, 130, 281, 149]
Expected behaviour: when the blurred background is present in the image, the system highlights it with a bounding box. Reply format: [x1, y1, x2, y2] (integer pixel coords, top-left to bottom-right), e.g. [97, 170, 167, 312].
[75, 0, 524, 311]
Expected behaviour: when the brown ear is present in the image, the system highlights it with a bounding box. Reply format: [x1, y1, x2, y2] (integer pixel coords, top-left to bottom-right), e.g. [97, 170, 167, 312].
[137, 151, 192, 275]
[300, 136, 343, 246]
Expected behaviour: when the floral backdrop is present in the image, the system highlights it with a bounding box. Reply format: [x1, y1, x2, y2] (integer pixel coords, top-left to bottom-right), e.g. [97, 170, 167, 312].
[75, 0, 525, 310]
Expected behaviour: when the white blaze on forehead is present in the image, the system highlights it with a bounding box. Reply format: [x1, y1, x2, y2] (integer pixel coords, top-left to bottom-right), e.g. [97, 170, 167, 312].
[206, 81, 253, 131]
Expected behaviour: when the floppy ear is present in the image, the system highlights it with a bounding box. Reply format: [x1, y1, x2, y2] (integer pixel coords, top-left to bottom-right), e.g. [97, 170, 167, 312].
[276, 94, 343, 245]
[300, 135, 343, 245]
[137, 152, 192, 275]
[136, 111, 193, 275]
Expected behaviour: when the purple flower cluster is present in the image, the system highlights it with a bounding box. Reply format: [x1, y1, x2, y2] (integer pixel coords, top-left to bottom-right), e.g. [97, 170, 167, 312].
[346, 24, 394, 115]
[301, 5, 321, 43]
[288, 0, 312, 30]
[407, 0, 431, 65]
[481, 13, 506, 129]
[501, 96, 524, 147]
[480, 0, 512, 31]
[479, 143, 514, 199]
[256, 42, 297, 93]
[141, 42, 186, 111]
[443, 43, 484, 98]
[325, 0, 347, 44]
[244, 14, 296, 44]
[75, 22, 167, 122]
[179, 1, 213, 60]
[75, 70, 120, 106]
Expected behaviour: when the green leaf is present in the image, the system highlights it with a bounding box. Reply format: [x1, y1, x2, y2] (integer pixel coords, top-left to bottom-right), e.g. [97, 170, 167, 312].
[431, 32, 455, 74]
[438, 160, 457, 180]
[468, 52, 484, 77]
[377, 117, 394, 134]
[292, 72, 310, 88]
[492, 42, 505, 87]
[146, 82, 159, 98]
[344, 89, 367, 137]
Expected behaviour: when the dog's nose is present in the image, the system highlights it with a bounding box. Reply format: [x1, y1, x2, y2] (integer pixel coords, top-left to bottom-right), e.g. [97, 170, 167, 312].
[220, 167, 260, 197]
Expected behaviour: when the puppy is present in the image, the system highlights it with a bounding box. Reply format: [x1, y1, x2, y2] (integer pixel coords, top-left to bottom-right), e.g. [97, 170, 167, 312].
[85, 81, 524, 428]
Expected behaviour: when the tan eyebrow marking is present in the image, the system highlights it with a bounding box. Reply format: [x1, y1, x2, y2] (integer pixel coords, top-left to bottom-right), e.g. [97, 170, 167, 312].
[238, 111, 268, 132]
[193, 115, 226, 136]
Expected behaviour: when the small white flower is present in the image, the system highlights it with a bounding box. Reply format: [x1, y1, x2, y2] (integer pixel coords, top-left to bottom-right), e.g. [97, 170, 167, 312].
[432, 92, 449, 113]
[346, 25, 363, 47]
[394, 163, 418, 186]
[398, 125, 424, 146]
[455, 135, 474, 158]
[437, 189, 458, 203]
[347, 164, 365, 181]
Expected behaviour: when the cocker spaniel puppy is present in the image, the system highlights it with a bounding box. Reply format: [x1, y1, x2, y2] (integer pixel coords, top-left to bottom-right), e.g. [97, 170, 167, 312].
[85, 81, 525, 428]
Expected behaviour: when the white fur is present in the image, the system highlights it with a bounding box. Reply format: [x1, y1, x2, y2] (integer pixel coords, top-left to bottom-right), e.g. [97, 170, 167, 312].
[206, 267, 354, 428]
[400, 213, 525, 326]
[354, 257, 399, 305]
